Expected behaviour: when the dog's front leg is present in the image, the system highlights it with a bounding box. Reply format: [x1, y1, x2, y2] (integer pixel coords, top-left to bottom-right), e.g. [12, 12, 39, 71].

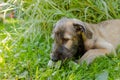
[78, 49, 114, 65]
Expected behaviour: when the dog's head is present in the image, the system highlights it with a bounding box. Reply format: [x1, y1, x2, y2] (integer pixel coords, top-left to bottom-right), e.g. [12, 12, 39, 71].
[50, 18, 92, 62]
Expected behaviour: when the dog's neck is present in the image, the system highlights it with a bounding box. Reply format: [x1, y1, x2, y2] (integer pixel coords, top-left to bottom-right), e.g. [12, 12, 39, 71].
[74, 34, 86, 59]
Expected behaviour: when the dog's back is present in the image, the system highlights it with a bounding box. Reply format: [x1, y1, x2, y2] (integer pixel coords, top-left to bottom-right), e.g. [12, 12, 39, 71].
[97, 20, 120, 48]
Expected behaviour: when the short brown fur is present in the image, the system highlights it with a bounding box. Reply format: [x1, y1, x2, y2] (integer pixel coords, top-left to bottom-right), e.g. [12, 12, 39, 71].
[50, 18, 120, 65]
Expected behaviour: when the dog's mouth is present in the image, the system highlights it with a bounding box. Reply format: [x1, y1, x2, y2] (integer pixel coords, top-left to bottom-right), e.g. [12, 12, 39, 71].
[51, 45, 85, 62]
[51, 51, 73, 62]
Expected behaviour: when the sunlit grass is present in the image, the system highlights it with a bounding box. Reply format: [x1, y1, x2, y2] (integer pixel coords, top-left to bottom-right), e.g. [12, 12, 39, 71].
[0, 0, 120, 79]
[0, 56, 3, 63]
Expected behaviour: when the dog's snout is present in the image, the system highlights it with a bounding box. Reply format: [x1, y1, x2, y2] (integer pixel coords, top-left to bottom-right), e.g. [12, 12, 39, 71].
[51, 57, 58, 62]
[51, 54, 59, 62]
[50, 45, 70, 61]
[50, 49, 63, 62]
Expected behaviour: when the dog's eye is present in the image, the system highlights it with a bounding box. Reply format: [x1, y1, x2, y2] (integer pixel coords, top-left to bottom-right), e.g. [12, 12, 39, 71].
[62, 38, 69, 43]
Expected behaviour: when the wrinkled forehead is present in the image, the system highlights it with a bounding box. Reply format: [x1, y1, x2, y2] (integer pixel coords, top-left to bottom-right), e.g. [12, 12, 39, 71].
[53, 19, 75, 39]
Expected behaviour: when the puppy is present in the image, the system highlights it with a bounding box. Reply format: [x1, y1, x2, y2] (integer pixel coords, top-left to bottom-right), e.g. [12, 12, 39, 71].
[50, 18, 120, 65]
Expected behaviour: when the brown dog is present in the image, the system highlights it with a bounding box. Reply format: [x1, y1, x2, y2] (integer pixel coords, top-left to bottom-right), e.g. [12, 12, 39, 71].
[50, 18, 120, 65]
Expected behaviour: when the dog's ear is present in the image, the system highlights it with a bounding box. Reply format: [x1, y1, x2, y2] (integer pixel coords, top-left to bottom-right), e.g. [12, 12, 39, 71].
[73, 23, 86, 33]
[73, 22, 92, 39]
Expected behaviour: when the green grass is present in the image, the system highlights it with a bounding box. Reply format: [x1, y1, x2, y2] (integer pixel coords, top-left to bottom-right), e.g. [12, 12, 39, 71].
[0, 0, 120, 79]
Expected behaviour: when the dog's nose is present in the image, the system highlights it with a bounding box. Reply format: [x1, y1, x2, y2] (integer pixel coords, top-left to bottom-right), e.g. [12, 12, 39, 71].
[50, 54, 59, 62]
[51, 57, 58, 62]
